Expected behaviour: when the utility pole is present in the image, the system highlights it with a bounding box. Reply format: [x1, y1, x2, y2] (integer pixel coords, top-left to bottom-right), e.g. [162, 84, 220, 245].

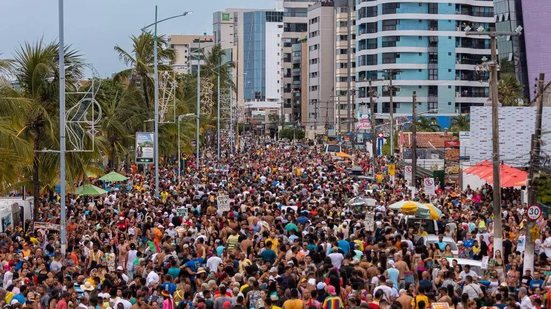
[346, 0, 353, 133]
[196, 40, 202, 170]
[58, 0, 67, 256]
[489, 34, 503, 254]
[412, 91, 417, 189]
[369, 80, 377, 174]
[387, 69, 395, 157]
[336, 95, 340, 135]
[466, 28, 521, 255]
[523, 73, 545, 274]
[217, 62, 221, 162]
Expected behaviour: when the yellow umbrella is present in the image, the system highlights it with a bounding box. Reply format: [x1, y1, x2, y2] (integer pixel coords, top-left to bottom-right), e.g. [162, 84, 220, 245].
[423, 203, 443, 220]
[335, 152, 352, 159]
[400, 201, 420, 215]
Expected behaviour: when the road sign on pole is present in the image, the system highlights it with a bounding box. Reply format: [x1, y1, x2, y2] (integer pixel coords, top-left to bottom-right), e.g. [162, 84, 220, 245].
[404, 165, 413, 184]
[527, 205, 542, 221]
[424, 178, 436, 196]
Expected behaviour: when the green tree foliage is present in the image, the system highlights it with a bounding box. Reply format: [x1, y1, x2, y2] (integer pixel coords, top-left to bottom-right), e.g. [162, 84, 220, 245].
[114, 32, 175, 113]
[0, 40, 87, 212]
[450, 114, 470, 132]
[415, 116, 441, 132]
[535, 173, 551, 205]
[498, 73, 524, 106]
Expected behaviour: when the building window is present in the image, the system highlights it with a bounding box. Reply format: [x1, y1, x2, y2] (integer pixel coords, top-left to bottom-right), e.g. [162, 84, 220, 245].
[428, 69, 438, 80]
[382, 36, 400, 47]
[428, 102, 438, 112]
[358, 6, 377, 18]
[310, 85, 318, 91]
[309, 44, 319, 51]
[428, 3, 438, 14]
[310, 58, 318, 65]
[359, 22, 377, 34]
[428, 52, 438, 63]
[310, 17, 319, 24]
[382, 53, 399, 64]
[382, 20, 399, 31]
[310, 72, 318, 78]
[339, 35, 349, 41]
[382, 3, 399, 14]
[309, 31, 319, 38]
[358, 38, 377, 50]
[358, 70, 378, 81]
[358, 55, 377, 66]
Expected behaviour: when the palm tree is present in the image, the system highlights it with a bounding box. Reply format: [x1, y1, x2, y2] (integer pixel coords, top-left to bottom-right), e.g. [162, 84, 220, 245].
[450, 114, 470, 132]
[498, 73, 524, 106]
[415, 116, 441, 132]
[0, 40, 83, 215]
[94, 78, 144, 169]
[114, 32, 175, 112]
[201, 45, 235, 118]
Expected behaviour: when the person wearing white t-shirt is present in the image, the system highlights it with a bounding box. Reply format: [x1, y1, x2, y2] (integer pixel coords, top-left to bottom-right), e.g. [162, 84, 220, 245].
[542, 230, 551, 260]
[328, 248, 344, 269]
[206, 255, 223, 273]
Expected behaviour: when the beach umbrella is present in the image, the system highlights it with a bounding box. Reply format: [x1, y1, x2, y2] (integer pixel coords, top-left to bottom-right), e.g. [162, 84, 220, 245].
[389, 200, 438, 218]
[99, 171, 128, 182]
[75, 184, 108, 196]
[422, 203, 443, 220]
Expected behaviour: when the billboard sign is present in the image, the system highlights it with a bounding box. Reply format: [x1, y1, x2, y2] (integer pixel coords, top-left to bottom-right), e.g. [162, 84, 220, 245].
[136, 132, 154, 164]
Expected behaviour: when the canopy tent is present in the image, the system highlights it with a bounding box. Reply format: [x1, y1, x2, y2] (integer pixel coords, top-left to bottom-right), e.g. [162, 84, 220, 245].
[463, 160, 528, 189]
[75, 184, 108, 196]
[99, 171, 128, 182]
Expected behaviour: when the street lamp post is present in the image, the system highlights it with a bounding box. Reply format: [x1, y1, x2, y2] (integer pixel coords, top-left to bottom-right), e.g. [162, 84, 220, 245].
[196, 52, 201, 170]
[141, 7, 192, 197]
[58, 0, 67, 256]
[466, 26, 521, 256]
[217, 65, 221, 161]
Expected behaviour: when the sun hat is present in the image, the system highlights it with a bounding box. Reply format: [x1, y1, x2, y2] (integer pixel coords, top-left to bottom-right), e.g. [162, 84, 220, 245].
[80, 282, 95, 291]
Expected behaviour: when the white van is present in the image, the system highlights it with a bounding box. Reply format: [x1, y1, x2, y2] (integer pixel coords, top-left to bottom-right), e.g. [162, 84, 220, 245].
[399, 215, 440, 235]
[324, 144, 341, 154]
[0, 197, 34, 232]
[0, 206, 13, 233]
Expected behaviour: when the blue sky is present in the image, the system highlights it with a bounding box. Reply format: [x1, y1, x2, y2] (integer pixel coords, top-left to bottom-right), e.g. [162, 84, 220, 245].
[0, 0, 277, 77]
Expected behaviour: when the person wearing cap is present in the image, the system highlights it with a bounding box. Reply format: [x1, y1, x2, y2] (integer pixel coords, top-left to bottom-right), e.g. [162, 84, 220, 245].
[322, 285, 344, 309]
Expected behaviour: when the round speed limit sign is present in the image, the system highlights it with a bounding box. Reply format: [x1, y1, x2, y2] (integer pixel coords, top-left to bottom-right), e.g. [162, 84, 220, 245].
[527, 205, 542, 221]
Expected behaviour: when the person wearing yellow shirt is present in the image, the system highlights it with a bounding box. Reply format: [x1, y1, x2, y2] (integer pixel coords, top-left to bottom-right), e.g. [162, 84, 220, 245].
[411, 288, 430, 309]
[282, 289, 303, 309]
[416, 226, 428, 237]
[160, 190, 169, 203]
[266, 235, 279, 254]
[353, 239, 364, 252]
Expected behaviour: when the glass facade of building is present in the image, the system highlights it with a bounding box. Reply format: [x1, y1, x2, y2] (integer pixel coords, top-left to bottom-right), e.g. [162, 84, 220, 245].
[243, 11, 283, 101]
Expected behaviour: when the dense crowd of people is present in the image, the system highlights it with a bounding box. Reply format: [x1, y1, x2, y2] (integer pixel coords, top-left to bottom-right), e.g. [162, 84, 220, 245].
[1, 136, 550, 309]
